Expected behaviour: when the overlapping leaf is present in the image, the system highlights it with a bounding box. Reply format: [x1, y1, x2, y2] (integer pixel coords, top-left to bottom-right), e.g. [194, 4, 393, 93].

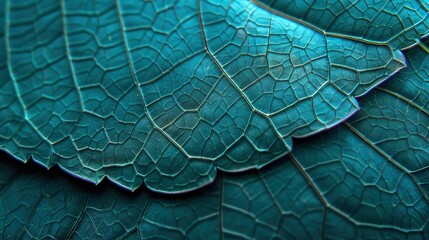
[256, 0, 429, 49]
[1, 41, 428, 240]
[3, 0, 427, 193]
[1, 0, 429, 238]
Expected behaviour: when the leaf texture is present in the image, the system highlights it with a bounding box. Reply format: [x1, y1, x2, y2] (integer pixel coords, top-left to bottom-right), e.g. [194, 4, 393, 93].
[2, 0, 427, 193]
[255, 0, 429, 50]
[0, 0, 429, 238]
[1, 42, 428, 238]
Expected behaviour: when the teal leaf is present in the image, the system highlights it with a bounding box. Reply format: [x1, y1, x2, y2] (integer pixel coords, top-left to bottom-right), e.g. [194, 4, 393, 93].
[1, 0, 429, 238]
[3, 0, 424, 193]
[1, 42, 428, 238]
[255, 0, 429, 50]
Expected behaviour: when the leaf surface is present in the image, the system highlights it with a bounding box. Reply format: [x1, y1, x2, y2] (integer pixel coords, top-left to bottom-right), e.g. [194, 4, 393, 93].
[0, 0, 429, 238]
[1, 43, 428, 238]
[255, 0, 429, 49]
[2, 0, 424, 193]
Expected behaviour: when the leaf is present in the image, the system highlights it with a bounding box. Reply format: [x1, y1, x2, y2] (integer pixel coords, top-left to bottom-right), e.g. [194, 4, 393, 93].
[1, 0, 418, 193]
[1, 43, 428, 239]
[1, 0, 429, 238]
[255, 0, 429, 50]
